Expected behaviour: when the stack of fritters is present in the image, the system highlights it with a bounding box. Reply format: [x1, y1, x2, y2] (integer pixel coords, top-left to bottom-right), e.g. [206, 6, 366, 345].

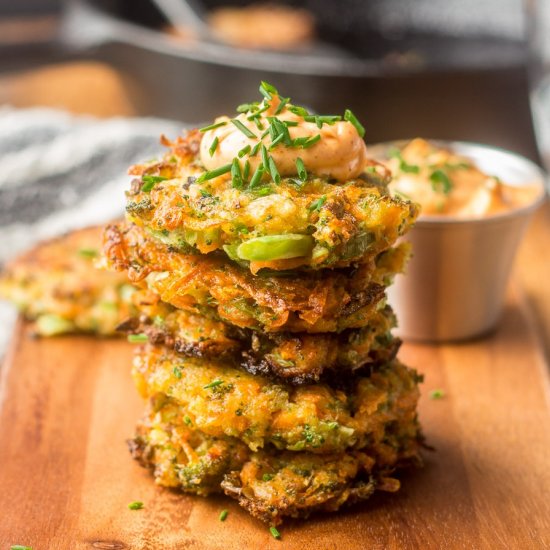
[103, 89, 424, 525]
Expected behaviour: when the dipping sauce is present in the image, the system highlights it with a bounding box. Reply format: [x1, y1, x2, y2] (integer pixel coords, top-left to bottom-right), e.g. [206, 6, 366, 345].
[382, 138, 541, 218]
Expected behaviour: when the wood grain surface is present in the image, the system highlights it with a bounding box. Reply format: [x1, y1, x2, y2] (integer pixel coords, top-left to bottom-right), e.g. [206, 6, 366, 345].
[0, 282, 549, 550]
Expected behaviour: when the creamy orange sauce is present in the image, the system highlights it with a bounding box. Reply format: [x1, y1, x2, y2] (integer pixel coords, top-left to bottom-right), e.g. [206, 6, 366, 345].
[385, 138, 541, 218]
[199, 95, 368, 182]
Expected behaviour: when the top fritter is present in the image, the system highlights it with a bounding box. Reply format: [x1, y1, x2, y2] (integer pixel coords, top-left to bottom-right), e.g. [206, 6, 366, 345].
[125, 82, 419, 272]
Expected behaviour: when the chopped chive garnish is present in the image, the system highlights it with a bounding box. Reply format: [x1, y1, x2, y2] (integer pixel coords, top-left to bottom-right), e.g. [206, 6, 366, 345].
[184, 415, 192, 425]
[308, 195, 327, 212]
[388, 146, 401, 159]
[141, 175, 167, 192]
[284, 120, 299, 127]
[200, 189, 213, 198]
[128, 334, 148, 343]
[430, 169, 453, 194]
[288, 105, 309, 117]
[208, 136, 219, 157]
[231, 119, 256, 139]
[219, 509, 229, 521]
[247, 104, 269, 120]
[259, 81, 278, 99]
[252, 117, 265, 131]
[196, 163, 232, 182]
[77, 248, 98, 258]
[261, 127, 271, 139]
[199, 121, 227, 132]
[267, 117, 292, 146]
[274, 96, 289, 115]
[293, 134, 321, 149]
[288, 177, 304, 187]
[243, 160, 251, 180]
[236, 102, 258, 113]
[268, 156, 281, 183]
[249, 165, 265, 188]
[238, 144, 251, 158]
[304, 115, 341, 127]
[261, 144, 270, 171]
[400, 160, 420, 174]
[203, 379, 224, 389]
[254, 186, 272, 196]
[445, 161, 471, 170]
[10, 546, 33, 550]
[262, 473, 274, 481]
[173, 366, 182, 379]
[269, 133, 286, 150]
[344, 109, 365, 138]
[430, 388, 446, 399]
[388, 148, 420, 174]
[270, 526, 281, 540]
[128, 501, 144, 510]
[250, 142, 261, 156]
[296, 158, 307, 182]
[231, 158, 243, 189]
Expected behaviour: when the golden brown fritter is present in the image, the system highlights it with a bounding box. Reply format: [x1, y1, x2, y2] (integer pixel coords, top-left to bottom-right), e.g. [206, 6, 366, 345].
[125, 130, 419, 272]
[130, 393, 422, 525]
[132, 344, 422, 454]
[222, 446, 420, 525]
[130, 394, 250, 496]
[102, 223, 409, 333]
[120, 289, 400, 384]
[0, 226, 136, 336]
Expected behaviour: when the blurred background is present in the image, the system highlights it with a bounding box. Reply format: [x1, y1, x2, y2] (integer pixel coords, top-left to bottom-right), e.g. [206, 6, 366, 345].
[0, 0, 545, 158]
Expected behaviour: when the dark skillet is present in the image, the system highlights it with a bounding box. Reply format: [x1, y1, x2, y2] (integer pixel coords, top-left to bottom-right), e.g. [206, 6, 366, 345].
[59, 0, 538, 161]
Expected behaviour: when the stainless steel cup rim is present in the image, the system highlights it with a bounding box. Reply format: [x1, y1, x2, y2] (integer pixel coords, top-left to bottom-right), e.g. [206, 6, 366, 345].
[368, 139, 548, 227]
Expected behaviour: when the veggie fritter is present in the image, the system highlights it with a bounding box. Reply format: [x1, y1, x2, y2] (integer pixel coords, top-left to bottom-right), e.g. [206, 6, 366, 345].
[130, 389, 422, 525]
[121, 289, 400, 384]
[0, 226, 136, 336]
[125, 128, 418, 272]
[103, 223, 409, 333]
[130, 395, 250, 496]
[132, 344, 422, 454]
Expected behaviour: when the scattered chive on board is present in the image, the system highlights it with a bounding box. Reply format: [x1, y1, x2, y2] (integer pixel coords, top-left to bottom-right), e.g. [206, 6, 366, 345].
[219, 509, 229, 522]
[128, 501, 144, 510]
[77, 248, 98, 258]
[127, 334, 148, 343]
[430, 389, 446, 399]
[270, 526, 282, 540]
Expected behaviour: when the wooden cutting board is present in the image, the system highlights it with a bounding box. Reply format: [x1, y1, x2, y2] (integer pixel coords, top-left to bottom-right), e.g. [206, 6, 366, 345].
[0, 283, 549, 550]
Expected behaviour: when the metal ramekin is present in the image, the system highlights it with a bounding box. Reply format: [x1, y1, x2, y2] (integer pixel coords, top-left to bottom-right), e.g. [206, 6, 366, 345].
[370, 140, 547, 342]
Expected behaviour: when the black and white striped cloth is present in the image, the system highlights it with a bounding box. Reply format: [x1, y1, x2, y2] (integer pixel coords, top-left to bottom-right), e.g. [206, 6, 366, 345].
[0, 106, 183, 353]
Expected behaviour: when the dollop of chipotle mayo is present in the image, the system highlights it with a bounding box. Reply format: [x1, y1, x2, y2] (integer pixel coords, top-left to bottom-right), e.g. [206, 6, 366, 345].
[199, 95, 368, 182]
